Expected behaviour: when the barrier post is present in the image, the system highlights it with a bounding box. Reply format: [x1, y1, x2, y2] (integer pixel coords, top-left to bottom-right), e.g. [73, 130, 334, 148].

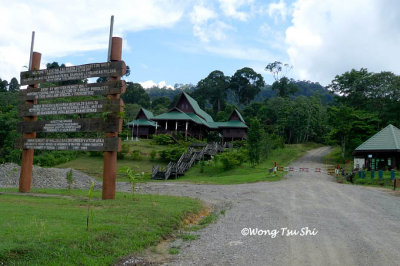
[274, 161, 277, 175]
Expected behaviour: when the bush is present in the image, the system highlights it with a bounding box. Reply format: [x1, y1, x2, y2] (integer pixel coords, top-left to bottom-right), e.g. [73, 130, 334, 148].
[217, 149, 248, 170]
[231, 140, 246, 148]
[206, 131, 221, 143]
[152, 134, 174, 145]
[130, 150, 141, 160]
[159, 147, 185, 162]
[149, 150, 157, 161]
[117, 143, 130, 160]
[33, 151, 80, 167]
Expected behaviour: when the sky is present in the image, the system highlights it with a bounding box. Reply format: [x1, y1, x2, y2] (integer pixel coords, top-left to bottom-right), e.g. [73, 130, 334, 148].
[1, 0, 400, 88]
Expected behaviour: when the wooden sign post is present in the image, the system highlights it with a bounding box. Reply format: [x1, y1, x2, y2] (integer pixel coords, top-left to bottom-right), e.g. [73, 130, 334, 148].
[17, 35, 125, 200]
[19, 52, 41, 193]
[103, 37, 123, 200]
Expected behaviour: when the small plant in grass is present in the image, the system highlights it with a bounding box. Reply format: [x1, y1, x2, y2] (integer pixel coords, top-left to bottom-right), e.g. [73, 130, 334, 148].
[66, 169, 74, 190]
[169, 247, 180, 255]
[86, 181, 94, 231]
[118, 166, 143, 196]
[200, 160, 205, 173]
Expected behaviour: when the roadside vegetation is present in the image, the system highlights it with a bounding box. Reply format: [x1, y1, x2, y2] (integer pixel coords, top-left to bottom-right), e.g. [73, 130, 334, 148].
[178, 143, 321, 185]
[0, 188, 203, 265]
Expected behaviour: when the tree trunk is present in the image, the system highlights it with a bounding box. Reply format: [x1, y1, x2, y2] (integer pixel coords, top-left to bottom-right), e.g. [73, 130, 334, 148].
[341, 136, 346, 161]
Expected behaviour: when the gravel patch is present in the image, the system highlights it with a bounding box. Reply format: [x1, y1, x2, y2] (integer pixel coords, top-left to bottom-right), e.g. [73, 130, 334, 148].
[0, 163, 101, 190]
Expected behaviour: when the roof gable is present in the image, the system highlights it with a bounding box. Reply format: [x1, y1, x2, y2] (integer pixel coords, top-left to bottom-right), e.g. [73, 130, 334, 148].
[355, 124, 400, 151]
[229, 109, 245, 123]
[176, 92, 214, 122]
[136, 108, 154, 120]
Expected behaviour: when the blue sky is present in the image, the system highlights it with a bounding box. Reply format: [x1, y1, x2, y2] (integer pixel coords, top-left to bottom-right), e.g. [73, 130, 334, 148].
[1, 0, 400, 88]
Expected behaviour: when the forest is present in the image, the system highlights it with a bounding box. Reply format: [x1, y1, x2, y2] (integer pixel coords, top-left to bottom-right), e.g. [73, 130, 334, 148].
[1, 62, 399, 165]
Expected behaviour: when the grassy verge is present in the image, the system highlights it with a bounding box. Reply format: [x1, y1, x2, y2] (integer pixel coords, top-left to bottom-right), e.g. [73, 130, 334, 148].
[56, 140, 170, 181]
[56, 156, 165, 181]
[0, 189, 202, 265]
[174, 143, 322, 185]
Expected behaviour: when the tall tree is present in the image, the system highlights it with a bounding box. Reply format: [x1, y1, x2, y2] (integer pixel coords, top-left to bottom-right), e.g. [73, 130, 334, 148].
[0, 79, 8, 92]
[266, 61, 298, 98]
[327, 106, 379, 160]
[229, 67, 264, 108]
[271, 77, 299, 98]
[122, 82, 150, 108]
[192, 70, 229, 114]
[247, 118, 263, 166]
[8, 77, 20, 92]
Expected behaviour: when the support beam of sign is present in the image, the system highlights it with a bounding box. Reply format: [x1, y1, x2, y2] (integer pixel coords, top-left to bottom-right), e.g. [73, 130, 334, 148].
[19, 51, 41, 193]
[102, 36, 123, 200]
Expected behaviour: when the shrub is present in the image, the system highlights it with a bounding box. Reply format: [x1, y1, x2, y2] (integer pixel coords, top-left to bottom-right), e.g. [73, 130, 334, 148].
[231, 140, 246, 148]
[34, 151, 80, 167]
[217, 149, 248, 170]
[159, 147, 185, 162]
[149, 150, 157, 160]
[152, 134, 174, 145]
[130, 150, 141, 160]
[117, 143, 130, 159]
[66, 169, 74, 190]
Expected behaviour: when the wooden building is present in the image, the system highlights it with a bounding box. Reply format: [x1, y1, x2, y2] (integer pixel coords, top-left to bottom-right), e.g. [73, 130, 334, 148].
[145, 92, 248, 140]
[210, 109, 248, 141]
[353, 124, 400, 170]
[127, 108, 157, 138]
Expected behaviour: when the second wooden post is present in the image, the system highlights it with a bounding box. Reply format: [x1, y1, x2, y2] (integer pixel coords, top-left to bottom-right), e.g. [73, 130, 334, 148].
[102, 37, 124, 200]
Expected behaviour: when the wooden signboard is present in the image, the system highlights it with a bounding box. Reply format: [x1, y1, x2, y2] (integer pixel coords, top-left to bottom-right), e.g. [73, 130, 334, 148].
[18, 99, 123, 117]
[15, 137, 120, 151]
[17, 118, 121, 133]
[18, 31, 125, 199]
[19, 81, 126, 100]
[20, 61, 126, 85]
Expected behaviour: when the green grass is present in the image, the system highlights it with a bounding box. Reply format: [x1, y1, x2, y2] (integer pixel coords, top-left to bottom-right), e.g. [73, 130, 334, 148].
[55, 139, 176, 180]
[322, 146, 353, 171]
[173, 143, 322, 185]
[0, 189, 202, 265]
[56, 156, 165, 181]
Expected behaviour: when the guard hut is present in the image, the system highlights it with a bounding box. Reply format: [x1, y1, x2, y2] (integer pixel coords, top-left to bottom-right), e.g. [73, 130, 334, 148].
[127, 108, 157, 138]
[353, 124, 400, 170]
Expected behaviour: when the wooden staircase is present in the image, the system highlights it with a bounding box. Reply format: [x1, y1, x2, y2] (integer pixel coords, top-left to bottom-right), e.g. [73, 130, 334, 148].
[151, 142, 227, 180]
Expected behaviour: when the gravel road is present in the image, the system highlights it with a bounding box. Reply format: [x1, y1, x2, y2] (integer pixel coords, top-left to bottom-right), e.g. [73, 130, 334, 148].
[136, 147, 400, 266]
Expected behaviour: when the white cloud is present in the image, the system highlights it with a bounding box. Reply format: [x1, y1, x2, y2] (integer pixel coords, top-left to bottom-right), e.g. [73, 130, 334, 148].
[218, 0, 253, 21]
[190, 5, 217, 24]
[140, 80, 174, 89]
[190, 4, 234, 43]
[286, 0, 400, 85]
[268, 0, 288, 22]
[0, 0, 186, 82]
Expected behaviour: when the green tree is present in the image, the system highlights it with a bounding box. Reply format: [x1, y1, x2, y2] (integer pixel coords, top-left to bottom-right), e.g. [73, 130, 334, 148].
[247, 119, 263, 166]
[122, 82, 150, 108]
[271, 77, 299, 98]
[229, 67, 265, 108]
[0, 79, 8, 92]
[192, 70, 229, 114]
[8, 78, 20, 92]
[327, 106, 379, 160]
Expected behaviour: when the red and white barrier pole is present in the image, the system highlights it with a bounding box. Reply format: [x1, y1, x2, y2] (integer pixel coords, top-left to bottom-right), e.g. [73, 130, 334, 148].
[274, 161, 277, 175]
